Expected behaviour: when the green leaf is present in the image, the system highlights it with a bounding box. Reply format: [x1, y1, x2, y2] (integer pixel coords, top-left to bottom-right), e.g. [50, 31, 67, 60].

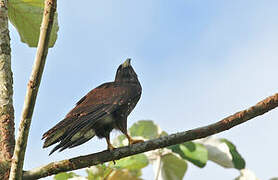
[54, 172, 78, 180]
[86, 157, 146, 180]
[197, 137, 246, 169]
[107, 169, 142, 180]
[221, 139, 246, 170]
[156, 154, 188, 180]
[112, 134, 127, 147]
[8, 0, 59, 47]
[129, 120, 159, 139]
[160, 130, 168, 137]
[112, 154, 149, 171]
[113, 120, 164, 147]
[20, 0, 44, 7]
[86, 164, 112, 180]
[168, 141, 208, 168]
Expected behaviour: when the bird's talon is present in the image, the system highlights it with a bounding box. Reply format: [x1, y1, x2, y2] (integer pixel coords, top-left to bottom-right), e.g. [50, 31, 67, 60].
[107, 144, 116, 151]
[129, 138, 144, 145]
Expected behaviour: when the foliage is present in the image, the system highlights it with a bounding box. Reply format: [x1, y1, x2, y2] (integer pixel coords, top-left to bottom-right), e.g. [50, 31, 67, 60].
[8, 0, 59, 47]
[151, 151, 188, 180]
[54, 120, 247, 180]
[196, 136, 246, 169]
[54, 172, 79, 180]
[221, 139, 245, 170]
[168, 141, 207, 168]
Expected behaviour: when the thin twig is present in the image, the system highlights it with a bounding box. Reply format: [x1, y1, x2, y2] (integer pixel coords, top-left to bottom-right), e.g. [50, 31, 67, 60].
[23, 93, 278, 180]
[154, 155, 162, 180]
[9, 0, 57, 179]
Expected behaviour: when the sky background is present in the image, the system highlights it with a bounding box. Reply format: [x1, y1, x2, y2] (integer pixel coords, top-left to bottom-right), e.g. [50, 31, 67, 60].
[9, 1, 278, 179]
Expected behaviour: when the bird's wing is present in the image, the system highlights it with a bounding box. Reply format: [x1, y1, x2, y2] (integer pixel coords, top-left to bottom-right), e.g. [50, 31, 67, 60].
[42, 82, 141, 154]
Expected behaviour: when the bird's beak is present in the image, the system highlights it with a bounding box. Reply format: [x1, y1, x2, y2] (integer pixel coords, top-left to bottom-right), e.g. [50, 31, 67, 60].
[122, 58, 131, 68]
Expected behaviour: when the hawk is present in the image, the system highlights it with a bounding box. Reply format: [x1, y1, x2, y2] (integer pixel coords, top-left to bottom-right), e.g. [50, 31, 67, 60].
[42, 59, 143, 155]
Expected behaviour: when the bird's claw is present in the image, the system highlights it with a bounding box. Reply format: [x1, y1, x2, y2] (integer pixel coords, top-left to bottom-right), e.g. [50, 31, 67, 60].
[107, 144, 116, 151]
[128, 138, 144, 145]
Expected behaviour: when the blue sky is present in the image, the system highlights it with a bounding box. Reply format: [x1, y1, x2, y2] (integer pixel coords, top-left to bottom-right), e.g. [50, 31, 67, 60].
[10, 1, 278, 179]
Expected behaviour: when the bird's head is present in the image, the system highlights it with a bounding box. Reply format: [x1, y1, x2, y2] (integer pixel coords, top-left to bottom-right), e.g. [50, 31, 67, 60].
[115, 58, 139, 83]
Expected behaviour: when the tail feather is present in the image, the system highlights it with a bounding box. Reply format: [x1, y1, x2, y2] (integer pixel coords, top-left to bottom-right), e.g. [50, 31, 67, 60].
[69, 136, 93, 148]
[42, 112, 101, 155]
[43, 129, 66, 148]
[42, 117, 76, 148]
[44, 124, 96, 155]
[58, 137, 89, 153]
[49, 143, 62, 155]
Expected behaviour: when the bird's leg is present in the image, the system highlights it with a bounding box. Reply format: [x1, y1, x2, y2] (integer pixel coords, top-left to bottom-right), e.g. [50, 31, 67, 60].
[105, 136, 115, 151]
[105, 135, 116, 165]
[117, 118, 144, 145]
[124, 133, 144, 145]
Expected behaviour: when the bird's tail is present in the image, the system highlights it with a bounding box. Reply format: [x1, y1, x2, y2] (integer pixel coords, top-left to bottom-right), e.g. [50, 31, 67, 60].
[42, 116, 96, 155]
[42, 117, 75, 148]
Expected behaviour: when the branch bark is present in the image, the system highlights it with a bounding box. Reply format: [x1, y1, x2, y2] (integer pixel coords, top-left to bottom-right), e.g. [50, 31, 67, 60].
[23, 93, 278, 180]
[9, 0, 57, 179]
[0, 0, 15, 179]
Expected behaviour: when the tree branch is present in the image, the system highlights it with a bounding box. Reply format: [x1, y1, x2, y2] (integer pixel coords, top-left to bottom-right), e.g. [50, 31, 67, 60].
[9, 0, 57, 179]
[0, 0, 15, 179]
[23, 93, 278, 180]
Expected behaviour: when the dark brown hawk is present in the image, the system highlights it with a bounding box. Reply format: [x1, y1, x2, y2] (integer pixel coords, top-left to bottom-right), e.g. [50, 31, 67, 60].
[42, 59, 143, 155]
